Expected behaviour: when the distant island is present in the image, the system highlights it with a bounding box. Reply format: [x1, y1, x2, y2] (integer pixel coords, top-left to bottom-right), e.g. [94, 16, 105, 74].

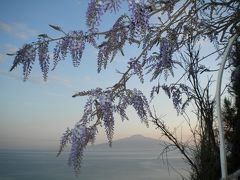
[87, 134, 163, 150]
[86, 134, 182, 159]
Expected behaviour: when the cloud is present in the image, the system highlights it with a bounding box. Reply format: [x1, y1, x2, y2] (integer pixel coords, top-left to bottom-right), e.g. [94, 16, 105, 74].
[0, 69, 41, 83]
[0, 69, 78, 90]
[0, 20, 38, 40]
[47, 75, 74, 88]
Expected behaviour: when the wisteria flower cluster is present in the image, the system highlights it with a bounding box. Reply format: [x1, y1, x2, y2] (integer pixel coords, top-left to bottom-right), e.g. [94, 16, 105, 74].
[9, 1, 167, 81]
[59, 87, 150, 173]
[10, 30, 86, 80]
[52, 36, 69, 70]
[86, 0, 122, 32]
[68, 124, 97, 173]
[53, 30, 86, 70]
[57, 128, 72, 157]
[10, 44, 36, 81]
[128, 0, 149, 36]
[128, 88, 150, 125]
[86, 0, 104, 32]
[146, 37, 179, 81]
[57, 124, 97, 174]
[128, 58, 144, 83]
[151, 83, 193, 114]
[73, 88, 115, 145]
[68, 31, 86, 67]
[72, 87, 150, 142]
[97, 15, 128, 72]
[38, 37, 50, 81]
[104, 0, 122, 12]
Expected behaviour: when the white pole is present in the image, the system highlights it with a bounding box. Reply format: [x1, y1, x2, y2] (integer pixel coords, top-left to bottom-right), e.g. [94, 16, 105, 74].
[215, 34, 238, 179]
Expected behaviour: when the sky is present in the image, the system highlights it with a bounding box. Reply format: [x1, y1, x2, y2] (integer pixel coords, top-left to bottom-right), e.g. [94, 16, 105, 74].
[0, 0, 224, 151]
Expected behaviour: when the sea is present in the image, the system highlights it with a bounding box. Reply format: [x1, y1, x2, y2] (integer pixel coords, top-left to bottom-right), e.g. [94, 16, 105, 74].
[0, 149, 189, 180]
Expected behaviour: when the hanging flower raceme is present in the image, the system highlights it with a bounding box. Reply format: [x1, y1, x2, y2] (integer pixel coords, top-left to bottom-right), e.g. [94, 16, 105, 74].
[146, 37, 180, 81]
[97, 15, 128, 72]
[116, 93, 129, 122]
[86, 0, 104, 32]
[70, 87, 151, 147]
[151, 83, 193, 115]
[38, 37, 50, 81]
[57, 123, 97, 175]
[86, 0, 123, 32]
[129, 58, 144, 83]
[72, 88, 115, 145]
[68, 31, 86, 67]
[10, 44, 36, 81]
[68, 124, 97, 174]
[98, 93, 115, 146]
[9, 36, 51, 81]
[57, 128, 72, 157]
[128, 88, 150, 126]
[128, 0, 149, 36]
[53, 30, 85, 70]
[52, 36, 70, 70]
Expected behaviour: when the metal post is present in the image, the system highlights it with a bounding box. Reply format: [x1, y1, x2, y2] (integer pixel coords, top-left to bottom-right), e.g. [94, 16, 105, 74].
[215, 34, 238, 179]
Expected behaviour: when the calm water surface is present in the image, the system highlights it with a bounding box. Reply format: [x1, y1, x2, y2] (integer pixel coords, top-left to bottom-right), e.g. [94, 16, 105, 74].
[0, 149, 189, 180]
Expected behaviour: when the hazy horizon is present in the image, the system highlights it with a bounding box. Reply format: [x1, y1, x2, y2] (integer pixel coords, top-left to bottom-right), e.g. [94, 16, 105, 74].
[0, 134, 164, 151]
[0, 134, 189, 180]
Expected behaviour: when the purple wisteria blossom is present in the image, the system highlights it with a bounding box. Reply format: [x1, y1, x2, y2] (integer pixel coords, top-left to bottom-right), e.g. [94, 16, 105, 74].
[53, 37, 70, 70]
[157, 37, 173, 75]
[79, 97, 94, 125]
[86, 0, 104, 32]
[146, 37, 180, 81]
[10, 44, 36, 81]
[53, 31, 85, 69]
[86, 0, 123, 32]
[57, 124, 97, 175]
[68, 31, 86, 67]
[128, 88, 150, 125]
[71, 87, 150, 147]
[116, 93, 129, 122]
[129, 58, 144, 83]
[104, 0, 122, 12]
[73, 88, 115, 145]
[94, 90, 115, 145]
[57, 128, 72, 157]
[69, 124, 97, 174]
[38, 37, 50, 81]
[151, 84, 193, 115]
[128, 0, 149, 36]
[97, 15, 128, 72]
[98, 93, 114, 146]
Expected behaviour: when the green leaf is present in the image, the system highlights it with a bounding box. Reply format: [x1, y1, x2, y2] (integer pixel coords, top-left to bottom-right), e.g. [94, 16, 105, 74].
[6, 53, 16, 56]
[120, 48, 125, 56]
[49, 24, 62, 31]
[38, 34, 49, 38]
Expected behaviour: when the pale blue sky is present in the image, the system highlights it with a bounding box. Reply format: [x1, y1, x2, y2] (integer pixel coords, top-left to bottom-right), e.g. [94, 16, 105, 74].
[0, 0, 224, 150]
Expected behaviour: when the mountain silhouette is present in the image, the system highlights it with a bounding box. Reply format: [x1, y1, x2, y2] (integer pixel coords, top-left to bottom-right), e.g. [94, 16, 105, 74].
[87, 134, 163, 151]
